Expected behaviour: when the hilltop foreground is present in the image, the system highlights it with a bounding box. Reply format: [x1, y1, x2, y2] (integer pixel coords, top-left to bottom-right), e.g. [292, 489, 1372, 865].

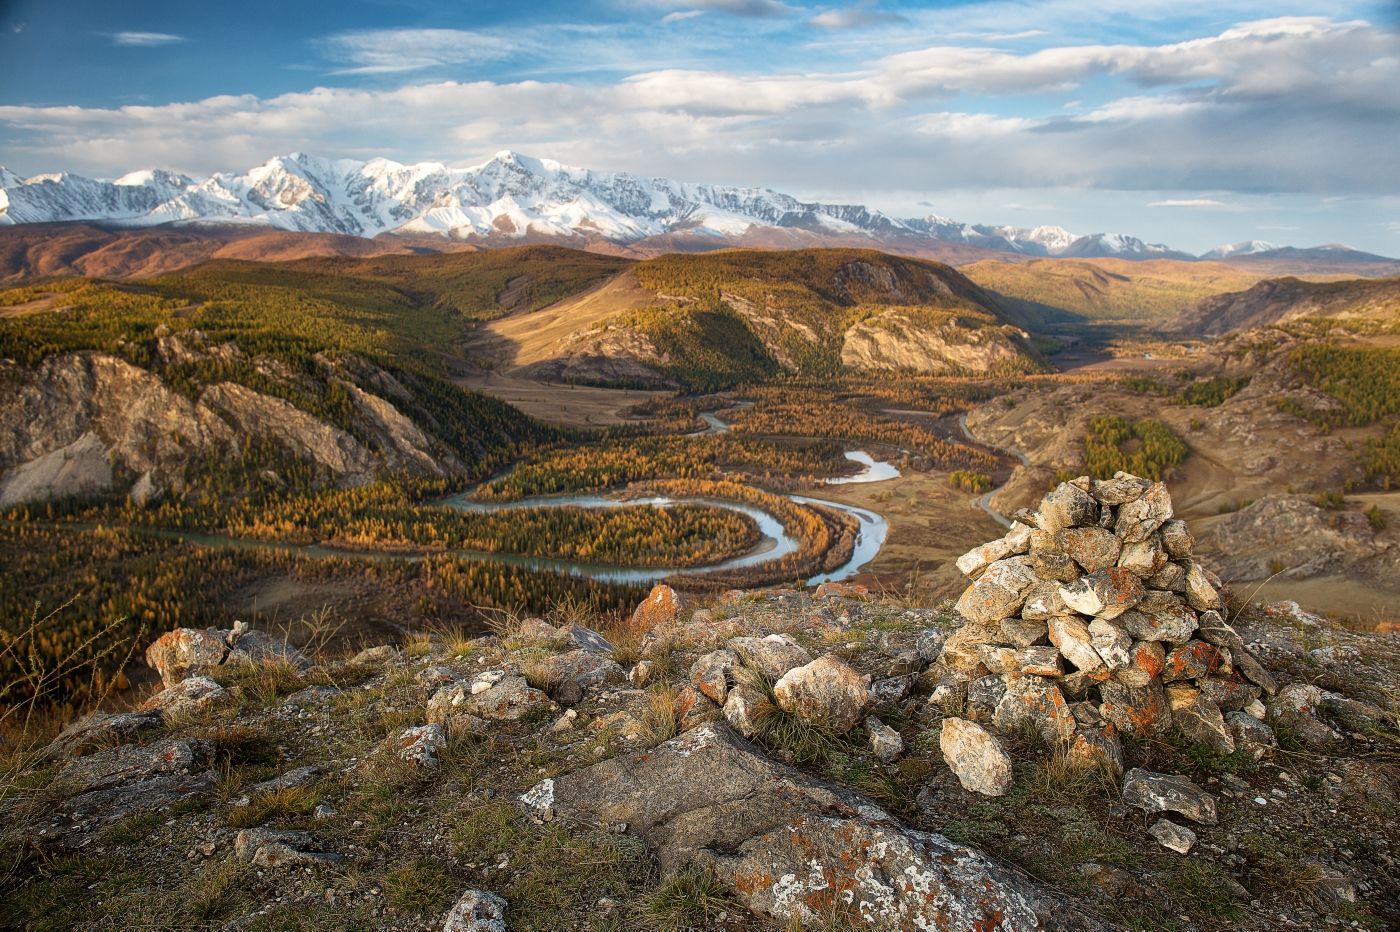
[3, 476, 1397, 932]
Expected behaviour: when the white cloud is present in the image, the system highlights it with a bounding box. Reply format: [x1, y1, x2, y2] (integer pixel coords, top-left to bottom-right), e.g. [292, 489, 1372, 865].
[320, 29, 513, 74]
[661, 10, 706, 21]
[112, 32, 186, 47]
[1150, 198, 1226, 206]
[645, 0, 793, 18]
[809, 4, 907, 30]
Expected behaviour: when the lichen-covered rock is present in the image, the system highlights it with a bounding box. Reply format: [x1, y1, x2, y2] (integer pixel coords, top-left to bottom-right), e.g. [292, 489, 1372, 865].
[1059, 568, 1145, 619]
[1148, 819, 1196, 854]
[1087, 617, 1132, 670]
[940, 717, 1013, 796]
[937, 621, 1006, 676]
[389, 723, 447, 766]
[540, 649, 625, 688]
[728, 634, 813, 681]
[869, 674, 916, 704]
[235, 828, 341, 868]
[1020, 581, 1070, 621]
[1268, 683, 1339, 745]
[1159, 519, 1195, 558]
[1113, 482, 1172, 542]
[1120, 594, 1197, 644]
[1122, 768, 1217, 824]
[690, 649, 738, 704]
[53, 738, 215, 796]
[224, 625, 312, 672]
[43, 710, 164, 760]
[1068, 724, 1124, 772]
[955, 558, 1038, 623]
[144, 627, 228, 688]
[773, 654, 870, 733]
[1172, 693, 1236, 754]
[1019, 645, 1064, 677]
[1226, 711, 1278, 760]
[993, 673, 1077, 742]
[1090, 474, 1151, 505]
[723, 684, 766, 739]
[1118, 534, 1168, 578]
[631, 584, 686, 630]
[1161, 640, 1230, 683]
[975, 644, 1021, 674]
[866, 716, 904, 762]
[1184, 562, 1220, 611]
[1110, 639, 1165, 688]
[1038, 482, 1099, 533]
[561, 623, 614, 654]
[1001, 617, 1049, 648]
[1099, 679, 1172, 738]
[1048, 616, 1103, 673]
[1058, 527, 1122, 573]
[140, 675, 227, 715]
[431, 675, 554, 722]
[522, 726, 1088, 931]
[443, 890, 508, 932]
[1199, 676, 1260, 713]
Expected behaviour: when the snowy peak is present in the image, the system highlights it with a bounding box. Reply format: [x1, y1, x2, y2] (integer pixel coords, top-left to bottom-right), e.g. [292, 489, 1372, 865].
[1201, 240, 1281, 260]
[0, 151, 1213, 262]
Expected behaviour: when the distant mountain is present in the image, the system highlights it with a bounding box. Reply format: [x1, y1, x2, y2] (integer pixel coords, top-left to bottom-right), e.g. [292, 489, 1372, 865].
[1213, 245, 1400, 278]
[1166, 275, 1400, 336]
[1201, 240, 1281, 260]
[0, 151, 1187, 261]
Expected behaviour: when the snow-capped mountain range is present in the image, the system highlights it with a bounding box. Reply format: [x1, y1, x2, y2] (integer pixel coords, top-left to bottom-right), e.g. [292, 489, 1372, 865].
[0, 150, 1259, 261]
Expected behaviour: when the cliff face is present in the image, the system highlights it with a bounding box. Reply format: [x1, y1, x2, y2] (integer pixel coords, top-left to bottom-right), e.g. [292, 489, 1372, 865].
[0, 341, 474, 508]
[841, 310, 1034, 374]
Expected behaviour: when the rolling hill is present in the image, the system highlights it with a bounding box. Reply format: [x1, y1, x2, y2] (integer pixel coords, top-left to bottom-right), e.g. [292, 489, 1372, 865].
[1167, 276, 1400, 336]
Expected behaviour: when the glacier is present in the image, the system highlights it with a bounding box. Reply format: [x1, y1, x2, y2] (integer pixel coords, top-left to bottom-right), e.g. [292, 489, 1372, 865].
[0, 150, 1197, 260]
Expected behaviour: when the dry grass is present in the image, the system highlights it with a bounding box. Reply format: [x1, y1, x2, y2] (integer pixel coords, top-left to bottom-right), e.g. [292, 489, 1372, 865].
[223, 784, 323, 829]
[640, 683, 681, 746]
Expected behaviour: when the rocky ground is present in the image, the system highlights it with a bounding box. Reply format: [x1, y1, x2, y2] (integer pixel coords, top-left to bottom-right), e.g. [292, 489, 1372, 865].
[3, 477, 1399, 932]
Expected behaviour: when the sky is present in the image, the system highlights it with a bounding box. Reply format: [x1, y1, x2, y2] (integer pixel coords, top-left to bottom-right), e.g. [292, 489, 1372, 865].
[0, 0, 1397, 255]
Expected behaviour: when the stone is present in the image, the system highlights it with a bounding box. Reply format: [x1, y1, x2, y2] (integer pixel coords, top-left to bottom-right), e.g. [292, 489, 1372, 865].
[139, 675, 227, 715]
[1058, 568, 1145, 619]
[1161, 640, 1229, 683]
[350, 644, 401, 665]
[1159, 519, 1195, 558]
[914, 628, 947, 662]
[1068, 724, 1124, 772]
[1110, 640, 1166, 688]
[1146, 562, 1187, 592]
[1244, 698, 1267, 719]
[1090, 474, 1151, 505]
[631, 584, 686, 630]
[1199, 676, 1260, 712]
[954, 558, 1038, 623]
[53, 738, 215, 796]
[1268, 683, 1339, 745]
[1020, 581, 1071, 621]
[391, 723, 447, 766]
[955, 538, 1017, 579]
[223, 624, 312, 672]
[443, 890, 508, 932]
[940, 717, 1014, 796]
[993, 673, 1077, 742]
[1001, 618, 1048, 648]
[1059, 667, 1111, 699]
[245, 764, 322, 797]
[1192, 610, 1242, 650]
[773, 654, 871, 733]
[1069, 701, 1104, 727]
[1147, 819, 1196, 854]
[1113, 481, 1173, 543]
[727, 634, 813, 681]
[43, 710, 164, 760]
[975, 644, 1021, 674]
[1038, 482, 1099, 532]
[1118, 534, 1168, 578]
[562, 623, 614, 654]
[1225, 712, 1277, 760]
[888, 650, 925, 677]
[1172, 694, 1236, 754]
[1048, 616, 1103, 673]
[1122, 768, 1217, 824]
[59, 771, 217, 825]
[690, 650, 737, 704]
[541, 650, 625, 688]
[1120, 598, 1197, 645]
[551, 709, 579, 733]
[235, 828, 339, 868]
[722, 684, 766, 739]
[1320, 692, 1391, 729]
[1163, 682, 1200, 711]
[1099, 679, 1173, 738]
[937, 622, 1006, 676]
[1058, 527, 1123, 573]
[866, 716, 903, 762]
[1232, 647, 1278, 696]
[628, 660, 656, 687]
[928, 673, 968, 707]
[1087, 618, 1132, 670]
[419, 665, 464, 688]
[1019, 645, 1064, 677]
[429, 675, 554, 723]
[1184, 562, 1220, 611]
[869, 674, 916, 704]
[516, 618, 561, 640]
[1029, 549, 1081, 583]
[145, 627, 228, 688]
[673, 686, 720, 731]
[523, 725, 1081, 931]
[966, 675, 1008, 717]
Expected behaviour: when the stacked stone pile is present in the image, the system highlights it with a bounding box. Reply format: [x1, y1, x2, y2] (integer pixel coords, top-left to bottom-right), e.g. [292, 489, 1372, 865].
[943, 472, 1280, 769]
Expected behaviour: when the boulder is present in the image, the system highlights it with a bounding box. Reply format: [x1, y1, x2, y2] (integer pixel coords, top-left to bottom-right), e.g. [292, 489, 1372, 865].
[866, 716, 904, 762]
[521, 725, 1087, 930]
[561, 623, 614, 654]
[1048, 616, 1103, 673]
[1019, 645, 1065, 677]
[43, 710, 164, 760]
[1099, 679, 1172, 738]
[145, 627, 228, 688]
[1161, 640, 1230, 683]
[940, 717, 1014, 796]
[1001, 618, 1049, 648]
[869, 674, 916, 705]
[1199, 676, 1260, 713]
[139, 675, 227, 715]
[993, 673, 1077, 742]
[540, 650, 625, 688]
[224, 625, 312, 671]
[1110, 640, 1165, 688]
[1020, 582, 1070, 621]
[1087, 618, 1132, 670]
[1148, 819, 1196, 854]
[1057, 527, 1122, 573]
[53, 738, 215, 796]
[975, 644, 1021, 675]
[1268, 683, 1339, 745]
[1058, 568, 1144, 619]
[955, 558, 1038, 623]
[1159, 520, 1195, 558]
[631, 584, 686, 630]
[1226, 711, 1277, 760]
[915, 628, 947, 662]
[443, 890, 508, 932]
[1122, 768, 1217, 825]
[773, 654, 871, 733]
[728, 634, 813, 681]
[1117, 535, 1168, 578]
[1113, 482, 1172, 542]
[1120, 596, 1197, 644]
[690, 650, 738, 704]
[722, 684, 766, 739]
[1090, 474, 1151, 505]
[1038, 482, 1099, 533]
[1172, 694, 1236, 754]
[1028, 549, 1081, 583]
[1146, 562, 1187, 592]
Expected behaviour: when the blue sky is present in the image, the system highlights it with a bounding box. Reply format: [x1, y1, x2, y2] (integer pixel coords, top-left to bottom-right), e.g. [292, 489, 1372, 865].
[1, 0, 1397, 254]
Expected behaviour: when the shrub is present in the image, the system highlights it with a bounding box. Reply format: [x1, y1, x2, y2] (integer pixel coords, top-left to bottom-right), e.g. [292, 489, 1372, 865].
[1084, 416, 1187, 481]
[948, 470, 993, 493]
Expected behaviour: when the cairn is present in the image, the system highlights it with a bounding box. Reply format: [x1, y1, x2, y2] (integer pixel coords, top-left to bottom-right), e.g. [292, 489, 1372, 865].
[941, 471, 1279, 773]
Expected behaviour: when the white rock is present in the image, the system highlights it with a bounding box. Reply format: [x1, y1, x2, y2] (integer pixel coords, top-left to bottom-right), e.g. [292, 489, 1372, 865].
[1048, 616, 1103, 673]
[865, 716, 903, 763]
[443, 889, 508, 932]
[939, 717, 1014, 797]
[1147, 819, 1196, 854]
